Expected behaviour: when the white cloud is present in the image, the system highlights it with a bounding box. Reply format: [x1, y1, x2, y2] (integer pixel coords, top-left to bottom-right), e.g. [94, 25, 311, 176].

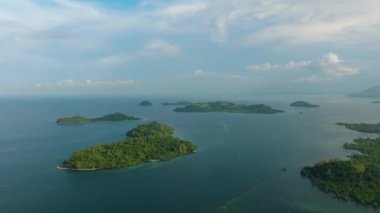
[194, 69, 206, 77]
[193, 69, 247, 81]
[318, 52, 359, 78]
[299, 52, 359, 82]
[98, 39, 180, 67]
[246, 61, 311, 72]
[157, 2, 207, 17]
[0, 0, 379, 46]
[247, 52, 359, 82]
[285, 60, 312, 69]
[98, 54, 132, 66]
[141, 40, 181, 56]
[246, 62, 274, 72]
[35, 79, 135, 89]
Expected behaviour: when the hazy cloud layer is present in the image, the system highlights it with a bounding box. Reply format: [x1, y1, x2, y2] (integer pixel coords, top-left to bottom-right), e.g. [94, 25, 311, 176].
[0, 0, 378, 95]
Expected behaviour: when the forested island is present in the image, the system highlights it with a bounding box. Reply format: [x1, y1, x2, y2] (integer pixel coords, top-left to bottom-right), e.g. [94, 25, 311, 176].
[162, 101, 193, 106]
[174, 101, 284, 114]
[302, 137, 380, 207]
[337, 122, 380, 134]
[59, 122, 197, 170]
[290, 101, 319, 108]
[302, 122, 380, 207]
[56, 113, 141, 125]
[139, 100, 153, 106]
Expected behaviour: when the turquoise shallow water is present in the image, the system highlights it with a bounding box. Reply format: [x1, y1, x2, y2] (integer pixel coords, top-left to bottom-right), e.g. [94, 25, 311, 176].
[0, 95, 380, 213]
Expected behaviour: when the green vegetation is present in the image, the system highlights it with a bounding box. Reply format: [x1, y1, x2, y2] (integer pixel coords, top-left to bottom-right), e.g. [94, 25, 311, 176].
[139, 100, 153, 106]
[60, 122, 197, 170]
[56, 113, 141, 125]
[174, 101, 284, 114]
[290, 101, 319, 108]
[162, 101, 193, 106]
[302, 137, 380, 207]
[302, 121, 380, 207]
[337, 122, 380, 134]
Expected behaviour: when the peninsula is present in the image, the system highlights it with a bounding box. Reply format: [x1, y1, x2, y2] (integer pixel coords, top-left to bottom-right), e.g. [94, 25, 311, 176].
[139, 100, 153, 106]
[174, 101, 284, 114]
[60, 122, 197, 170]
[337, 122, 380, 134]
[290, 101, 319, 108]
[56, 113, 141, 125]
[302, 122, 380, 207]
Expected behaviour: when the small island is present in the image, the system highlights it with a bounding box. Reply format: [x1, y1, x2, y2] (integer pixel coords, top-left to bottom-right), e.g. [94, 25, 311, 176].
[372, 101, 380, 104]
[162, 101, 193, 106]
[59, 122, 197, 170]
[56, 113, 141, 125]
[337, 122, 380, 134]
[290, 101, 319, 108]
[174, 101, 284, 114]
[302, 137, 380, 207]
[139, 100, 153, 106]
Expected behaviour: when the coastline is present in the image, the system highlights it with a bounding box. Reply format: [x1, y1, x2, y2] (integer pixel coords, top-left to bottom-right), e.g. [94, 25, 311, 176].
[57, 166, 99, 171]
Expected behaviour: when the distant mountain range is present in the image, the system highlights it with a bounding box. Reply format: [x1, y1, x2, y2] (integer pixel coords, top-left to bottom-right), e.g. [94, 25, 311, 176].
[350, 85, 380, 98]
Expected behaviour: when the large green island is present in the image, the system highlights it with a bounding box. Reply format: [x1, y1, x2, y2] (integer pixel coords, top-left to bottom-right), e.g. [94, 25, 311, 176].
[59, 122, 197, 170]
[290, 101, 319, 108]
[174, 101, 284, 114]
[56, 113, 141, 125]
[302, 122, 380, 207]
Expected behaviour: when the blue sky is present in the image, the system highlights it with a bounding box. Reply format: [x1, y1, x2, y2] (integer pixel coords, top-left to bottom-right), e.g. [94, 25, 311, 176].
[1, 0, 380, 96]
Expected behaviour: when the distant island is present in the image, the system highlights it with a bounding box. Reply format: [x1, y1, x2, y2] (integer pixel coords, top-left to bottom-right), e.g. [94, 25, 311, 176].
[302, 122, 380, 207]
[290, 101, 319, 108]
[139, 100, 153, 106]
[174, 101, 284, 114]
[337, 122, 380, 134]
[59, 122, 197, 170]
[56, 113, 141, 125]
[162, 101, 193, 106]
[372, 101, 380, 104]
[350, 85, 380, 98]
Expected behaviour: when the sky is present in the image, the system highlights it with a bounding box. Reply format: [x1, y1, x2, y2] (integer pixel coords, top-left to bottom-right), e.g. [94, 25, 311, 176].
[1, 0, 380, 97]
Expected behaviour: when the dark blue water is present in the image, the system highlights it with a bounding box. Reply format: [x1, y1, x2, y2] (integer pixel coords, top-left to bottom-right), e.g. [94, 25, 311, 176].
[0, 96, 379, 213]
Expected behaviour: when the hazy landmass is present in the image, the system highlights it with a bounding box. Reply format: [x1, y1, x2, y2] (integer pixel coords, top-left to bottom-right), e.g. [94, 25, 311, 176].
[350, 85, 380, 98]
[174, 101, 284, 114]
[139, 100, 153, 106]
[372, 101, 380, 104]
[60, 122, 197, 170]
[290, 101, 319, 108]
[302, 122, 380, 207]
[162, 101, 193, 106]
[56, 113, 141, 125]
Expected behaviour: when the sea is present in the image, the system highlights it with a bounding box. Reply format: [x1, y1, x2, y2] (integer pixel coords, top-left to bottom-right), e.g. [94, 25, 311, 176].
[0, 95, 379, 213]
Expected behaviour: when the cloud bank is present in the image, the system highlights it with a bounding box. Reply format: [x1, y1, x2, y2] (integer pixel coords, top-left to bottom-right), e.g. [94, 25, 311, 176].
[247, 52, 359, 82]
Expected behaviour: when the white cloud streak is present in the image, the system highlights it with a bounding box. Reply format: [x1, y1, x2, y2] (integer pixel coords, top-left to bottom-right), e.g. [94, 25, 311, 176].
[1, 0, 379, 45]
[247, 52, 359, 82]
[35, 79, 135, 89]
[193, 69, 246, 81]
[98, 39, 180, 67]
